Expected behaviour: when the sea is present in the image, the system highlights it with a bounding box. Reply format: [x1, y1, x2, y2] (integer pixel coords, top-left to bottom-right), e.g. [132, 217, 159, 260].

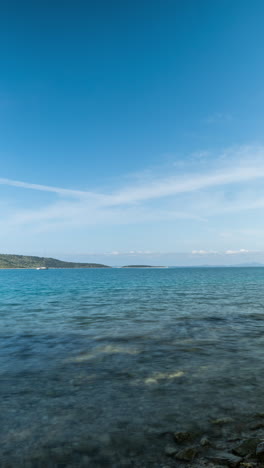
[1, 267, 264, 466]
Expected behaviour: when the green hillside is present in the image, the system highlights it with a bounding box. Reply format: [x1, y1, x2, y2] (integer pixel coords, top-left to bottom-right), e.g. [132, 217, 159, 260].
[0, 254, 110, 269]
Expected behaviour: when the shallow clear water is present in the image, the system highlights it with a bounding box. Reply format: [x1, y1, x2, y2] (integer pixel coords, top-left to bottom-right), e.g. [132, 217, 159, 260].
[1, 267, 264, 464]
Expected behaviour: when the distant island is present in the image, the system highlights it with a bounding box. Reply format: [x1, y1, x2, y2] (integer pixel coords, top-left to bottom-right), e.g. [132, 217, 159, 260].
[0, 254, 110, 269]
[122, 265, 167, 268]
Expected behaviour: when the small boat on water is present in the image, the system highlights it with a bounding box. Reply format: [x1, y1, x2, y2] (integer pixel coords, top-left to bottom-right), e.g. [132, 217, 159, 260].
[36, 267, 48, 270]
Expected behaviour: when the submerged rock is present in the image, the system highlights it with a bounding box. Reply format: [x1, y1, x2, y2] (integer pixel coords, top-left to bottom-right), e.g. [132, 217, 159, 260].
[239, 462, 258, 468]
[173, 431, 195, 443]
[256, 441, 264, 461]
[200, 435, 211, 446]
[80, 455, 92, 467]
[29, 450, 49, 466]
[250, 423, 264, 430]
[206, 450, 242, 467]
[164, 444, 178, 456]
[97, 433, 111, 445]
[232, 438, 261, 457]
[49, 446, 73, 462]
[74, 439, 100, 455]
[175, 446, 198, 461]
[211, 418, 234, 426]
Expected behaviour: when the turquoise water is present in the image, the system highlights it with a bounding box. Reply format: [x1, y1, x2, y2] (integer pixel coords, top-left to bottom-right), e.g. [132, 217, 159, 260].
[1, 267, 264, 465]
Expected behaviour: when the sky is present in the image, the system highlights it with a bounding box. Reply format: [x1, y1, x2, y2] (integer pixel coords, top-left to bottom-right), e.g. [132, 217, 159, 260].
[1, 0, 264, 266]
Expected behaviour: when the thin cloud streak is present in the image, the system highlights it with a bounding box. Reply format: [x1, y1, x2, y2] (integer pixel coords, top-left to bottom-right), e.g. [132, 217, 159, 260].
[2, 145, 264, 232]
[0, 177, 102, 200]
[2, 164, 264, 208]
[109, 166, 264, 205]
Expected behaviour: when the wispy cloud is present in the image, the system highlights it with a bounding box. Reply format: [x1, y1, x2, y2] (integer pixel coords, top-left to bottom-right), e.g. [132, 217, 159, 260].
[225, 249, 251, 255]
[191, 249, 259, 256]
[2, 147, 264, 207]
[2, 145, 264, 233]
[191, 250, 218, 255]
[108, 165, 264, 205]
[0, 177, 102, 200]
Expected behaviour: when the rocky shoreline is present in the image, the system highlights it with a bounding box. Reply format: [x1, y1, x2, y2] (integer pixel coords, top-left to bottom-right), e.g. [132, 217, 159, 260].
[3, 413, 264, 467]
[162, 419, 264, 468]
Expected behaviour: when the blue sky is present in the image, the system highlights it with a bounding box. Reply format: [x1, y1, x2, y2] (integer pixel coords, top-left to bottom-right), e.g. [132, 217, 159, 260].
[1, 0, 264, 265]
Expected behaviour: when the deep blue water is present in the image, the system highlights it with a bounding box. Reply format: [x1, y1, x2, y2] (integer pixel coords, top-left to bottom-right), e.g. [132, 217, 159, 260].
[1, 267, 264, 464]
